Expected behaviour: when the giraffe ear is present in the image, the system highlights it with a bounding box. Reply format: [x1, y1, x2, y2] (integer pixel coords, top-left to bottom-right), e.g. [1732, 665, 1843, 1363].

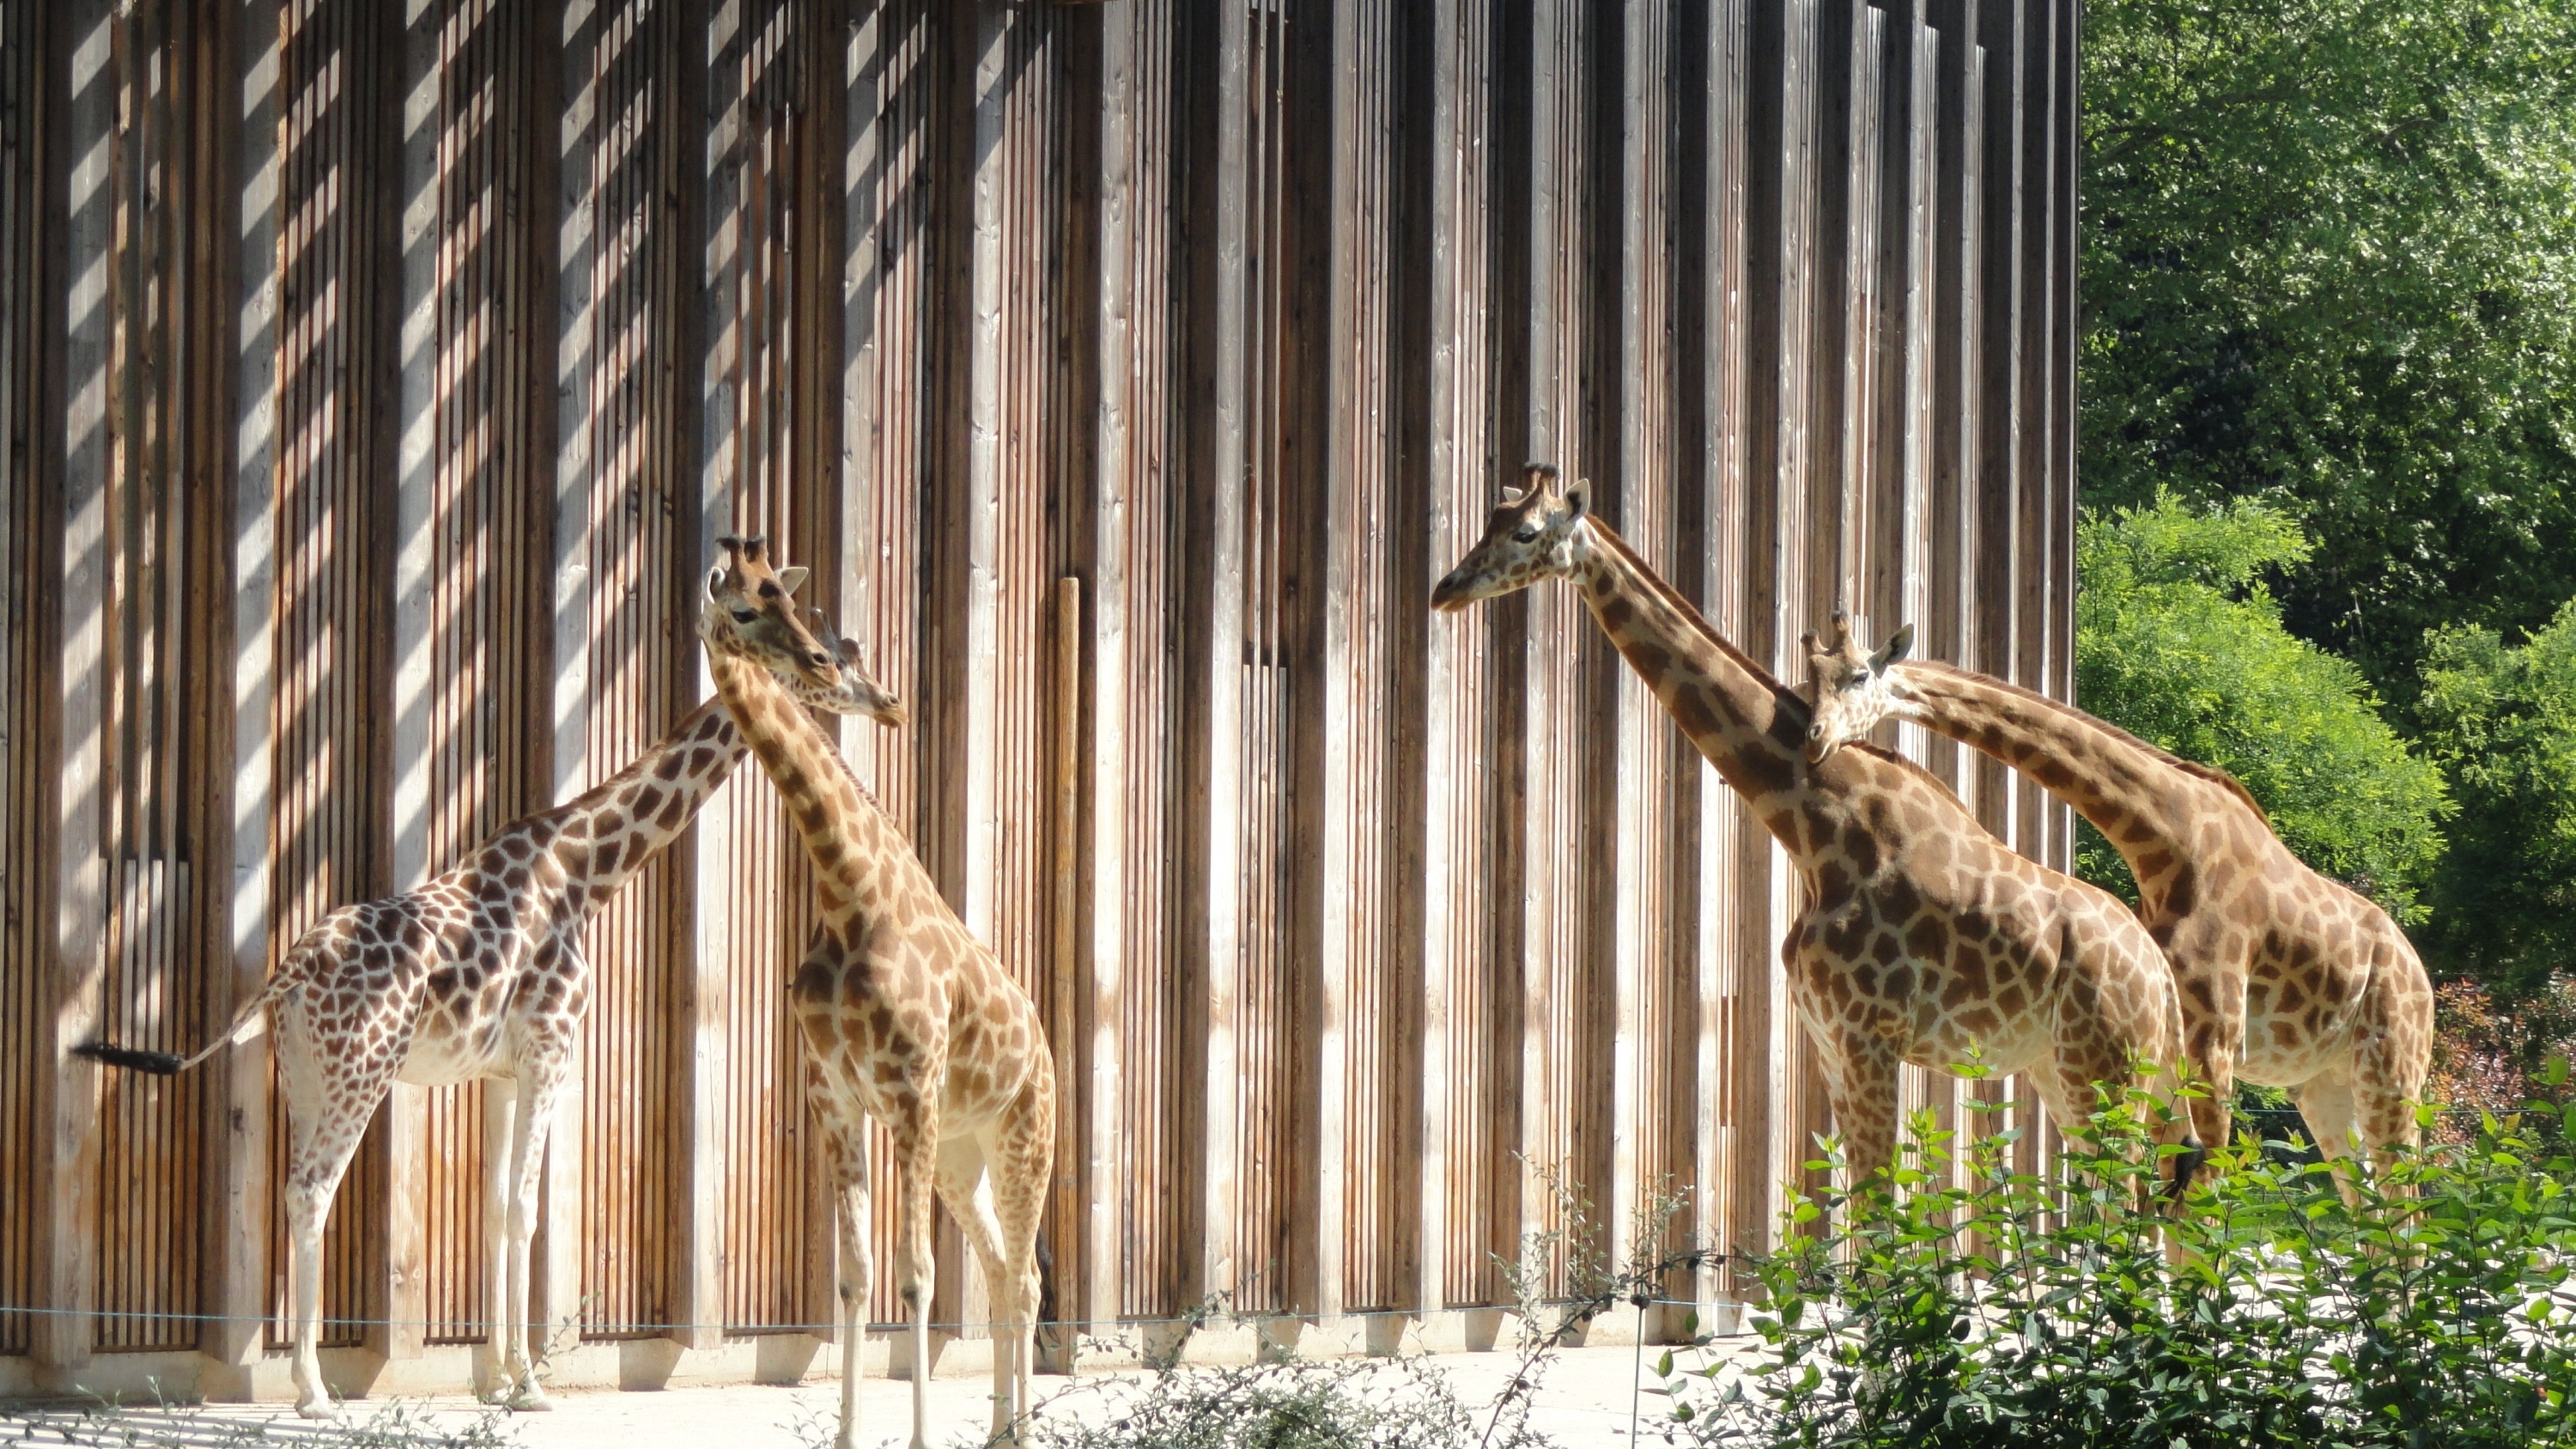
[1562, 478, 1590, 521]
[1871, 623, 1916, 672]
[775, 565, 810, 596]
[707, 567, 726, 598]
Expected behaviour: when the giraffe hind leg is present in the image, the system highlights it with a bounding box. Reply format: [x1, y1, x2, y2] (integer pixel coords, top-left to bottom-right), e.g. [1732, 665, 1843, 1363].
[933, 1137, 1015, 1444]
[983, 1078, 1055, 1443]
[496, 1054, 571, 1410]
[280, 1075, 394, 1418]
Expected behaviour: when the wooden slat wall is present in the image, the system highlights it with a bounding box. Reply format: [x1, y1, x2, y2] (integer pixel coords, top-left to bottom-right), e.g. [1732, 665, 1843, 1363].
[563, 0, 690, 1342]
[840, 0, 936, 1336]
[264, 0, 394, 1354]
[90, 0, 234, 1354]
[1423, 0, 1504, 1312]
[413, 0, 556, 1346]
[6, 0, 2089, 1379]
[0, 0, 52, 1364]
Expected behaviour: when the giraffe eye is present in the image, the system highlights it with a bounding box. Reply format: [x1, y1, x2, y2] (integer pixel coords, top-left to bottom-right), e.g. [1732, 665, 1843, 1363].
[1513, 527, 1540, 544]
[731, 607, 760, 625]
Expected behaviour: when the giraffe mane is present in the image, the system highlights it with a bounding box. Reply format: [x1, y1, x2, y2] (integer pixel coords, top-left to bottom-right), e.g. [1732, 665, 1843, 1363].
[1903, 659, 2271, 826]
[1584, 525, 1813, 726]
[1844, 740, 1968, 807]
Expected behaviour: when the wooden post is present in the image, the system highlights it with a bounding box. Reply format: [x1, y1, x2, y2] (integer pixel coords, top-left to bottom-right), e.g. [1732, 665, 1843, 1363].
[682, 0, 739, 1359]
[1079, 0, 1133, 1357]
[380, 0, 446, 1368]
[546, 0, 597, 1360]
[216, 0, 283, 1381]
[1044, 577, 1082, 1367]
[41, 0, 117, 1377]
[1186, 0, 1251, 1334]
[1415, 0, 1472, 1329]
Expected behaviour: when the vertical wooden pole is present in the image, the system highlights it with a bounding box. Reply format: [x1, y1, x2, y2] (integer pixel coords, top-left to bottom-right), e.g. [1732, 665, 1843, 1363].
[217, 0, 284, 1383]
[42, 0, 117, 1379]
[683, 0, 736, 1357]
[1186, 0, 1249, 1328]
[1045, 576, 1082, 1361]
[1080, 0, 1133, 1353]
[382, 0, 446, 1369]
[1305, 0, 1353, 1333]
[1694, 0, 1753, 1317]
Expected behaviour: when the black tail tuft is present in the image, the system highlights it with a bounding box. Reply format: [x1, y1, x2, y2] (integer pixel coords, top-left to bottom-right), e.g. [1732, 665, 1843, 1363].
[72, 1041, 185, 1075]
[2165, 1136, 2208, 1204]
[1034, 1229, 1057, 1329]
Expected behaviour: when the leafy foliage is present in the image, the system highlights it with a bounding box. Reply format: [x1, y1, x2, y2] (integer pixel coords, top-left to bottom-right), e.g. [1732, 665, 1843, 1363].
[1662, 1089, 2576, 1447]
[2082, 0, 2576, 704]
[2428, 976, 2576, 1142]
[2416, 600, 2576, 985]
[1025, 1356, 1517, 1449]
[0, 1401, 518, 1449]
[2073, 494, 2450, 918]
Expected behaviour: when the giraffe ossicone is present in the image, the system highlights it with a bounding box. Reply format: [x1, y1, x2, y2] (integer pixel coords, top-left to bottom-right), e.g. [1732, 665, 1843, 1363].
[699, 535, 1056, 1449]
[1435, 464, 2205, 1206]
[72, 608, 902, 1418]
[1802, 615, 2433, 1185]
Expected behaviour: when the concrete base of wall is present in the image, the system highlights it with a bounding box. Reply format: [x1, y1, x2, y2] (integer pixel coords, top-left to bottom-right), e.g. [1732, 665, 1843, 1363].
[0, 1300, 1752, 1407]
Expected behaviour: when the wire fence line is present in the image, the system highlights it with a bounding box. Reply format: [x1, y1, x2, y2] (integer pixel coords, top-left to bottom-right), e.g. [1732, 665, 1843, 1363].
[0, 1299, 1722, 1340]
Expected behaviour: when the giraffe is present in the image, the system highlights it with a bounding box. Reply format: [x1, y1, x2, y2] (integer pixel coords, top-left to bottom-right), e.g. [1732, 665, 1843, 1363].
[696, 535, 1054, 1449]
[1801, 620, 2435, 1178]
[1431, 465, 2203, 1199]
[71, 612, 902, 1418]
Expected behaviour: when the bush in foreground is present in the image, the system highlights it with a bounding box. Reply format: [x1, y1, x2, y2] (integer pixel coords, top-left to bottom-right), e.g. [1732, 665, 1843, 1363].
[1664, 1087, 2576, 1447]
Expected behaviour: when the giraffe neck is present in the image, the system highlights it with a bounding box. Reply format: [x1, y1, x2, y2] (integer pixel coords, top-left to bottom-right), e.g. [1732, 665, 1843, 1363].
[705, 647, 924, 929]
[1569, 520, 1816, 819]
[1889, 661, 2236, 874]
[555, 698, 747, 902]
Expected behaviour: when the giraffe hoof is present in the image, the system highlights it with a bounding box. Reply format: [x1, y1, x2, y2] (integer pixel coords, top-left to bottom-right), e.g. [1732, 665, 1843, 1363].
[295, 1396, 337, 1422]
[507, 1385, 555, 1413]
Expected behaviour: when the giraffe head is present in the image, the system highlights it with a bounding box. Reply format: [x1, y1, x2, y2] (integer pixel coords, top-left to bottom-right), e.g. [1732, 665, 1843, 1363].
[1430, 463, 1595, 610]
[702, 534, 843, 693]
[1801, 609, 1912, 764]
[781, 606, 907, 726]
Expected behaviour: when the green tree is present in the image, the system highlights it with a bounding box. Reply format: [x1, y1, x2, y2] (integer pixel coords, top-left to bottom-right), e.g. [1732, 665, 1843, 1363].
[2416, 601, 2576, 993]
[2082, 0, 2576, 707]
[2075, 495, 2451, 920]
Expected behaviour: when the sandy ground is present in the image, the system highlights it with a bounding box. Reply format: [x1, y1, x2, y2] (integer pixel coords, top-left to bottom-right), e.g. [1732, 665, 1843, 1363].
[0, 1340, 1763, 1449]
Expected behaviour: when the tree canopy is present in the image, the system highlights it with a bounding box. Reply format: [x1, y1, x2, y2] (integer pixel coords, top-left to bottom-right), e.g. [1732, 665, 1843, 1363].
[2073, 496, 2451, 922]
[2416, 603, 2576, 994]
[2081, 0, 2576, 709]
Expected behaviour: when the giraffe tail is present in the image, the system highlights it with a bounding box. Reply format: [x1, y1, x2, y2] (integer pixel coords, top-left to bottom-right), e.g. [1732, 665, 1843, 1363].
[2164, 1133, 2208, 1204]
[71, 947, 310, 1076]
[1034, 1229, 1058, 1330]
[69, 1041, 186, 1075]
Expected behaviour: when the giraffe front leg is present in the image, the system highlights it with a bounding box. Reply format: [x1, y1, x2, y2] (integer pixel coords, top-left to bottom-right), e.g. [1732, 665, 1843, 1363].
[500, 1057, 571, 1411]
[823, 1113, 875, 1449]
[1820, 1033, 1902, 1211]
[894, 1089, 944, 1449]
[478, 1081, 520, 1404]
